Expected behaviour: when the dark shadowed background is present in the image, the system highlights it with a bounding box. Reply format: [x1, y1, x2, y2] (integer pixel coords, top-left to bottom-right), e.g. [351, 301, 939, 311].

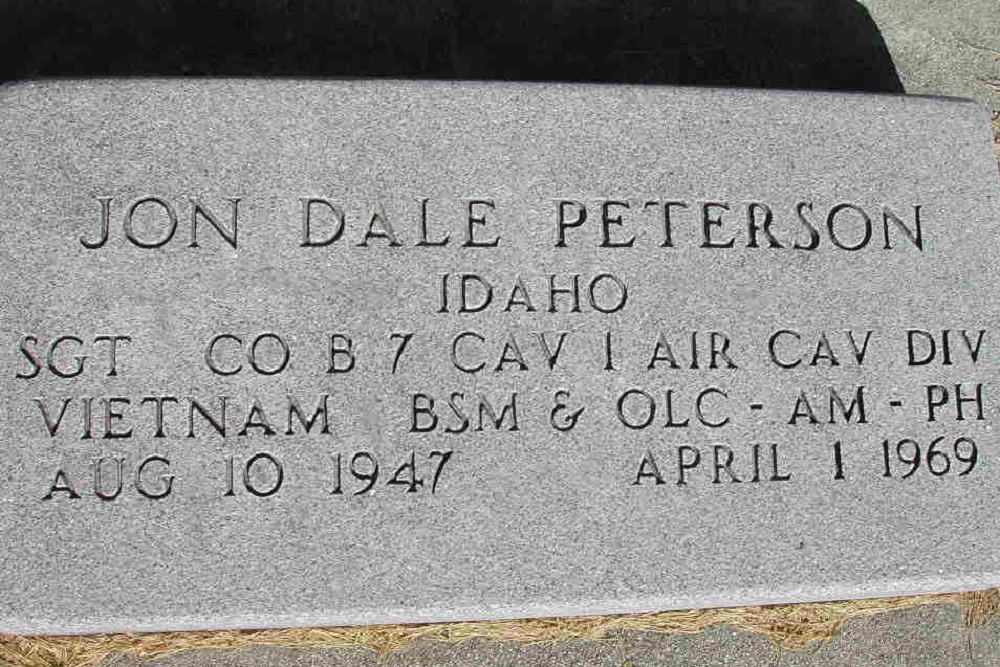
[0, 0, 902, 91]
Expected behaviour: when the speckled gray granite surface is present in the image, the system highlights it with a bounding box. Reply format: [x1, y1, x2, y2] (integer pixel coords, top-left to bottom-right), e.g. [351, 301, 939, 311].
[1, 79, 999, 637]
[1, 0, 999, 665]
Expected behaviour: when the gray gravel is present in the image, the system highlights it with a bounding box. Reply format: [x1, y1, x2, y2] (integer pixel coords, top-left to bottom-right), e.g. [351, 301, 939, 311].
[103, 604, 999, 667]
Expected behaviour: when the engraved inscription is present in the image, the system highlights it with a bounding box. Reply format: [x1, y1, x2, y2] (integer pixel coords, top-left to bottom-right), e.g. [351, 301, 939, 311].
[10, 195, 994, 515]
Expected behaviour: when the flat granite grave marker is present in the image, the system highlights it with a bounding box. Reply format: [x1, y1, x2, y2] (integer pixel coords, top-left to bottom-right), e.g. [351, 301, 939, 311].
[1, 79, 999, 635]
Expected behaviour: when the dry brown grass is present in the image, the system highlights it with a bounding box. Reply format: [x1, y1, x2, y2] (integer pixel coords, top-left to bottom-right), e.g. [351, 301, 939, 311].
[1, 589, 998, 667]
[992, 109, 1000, 159]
